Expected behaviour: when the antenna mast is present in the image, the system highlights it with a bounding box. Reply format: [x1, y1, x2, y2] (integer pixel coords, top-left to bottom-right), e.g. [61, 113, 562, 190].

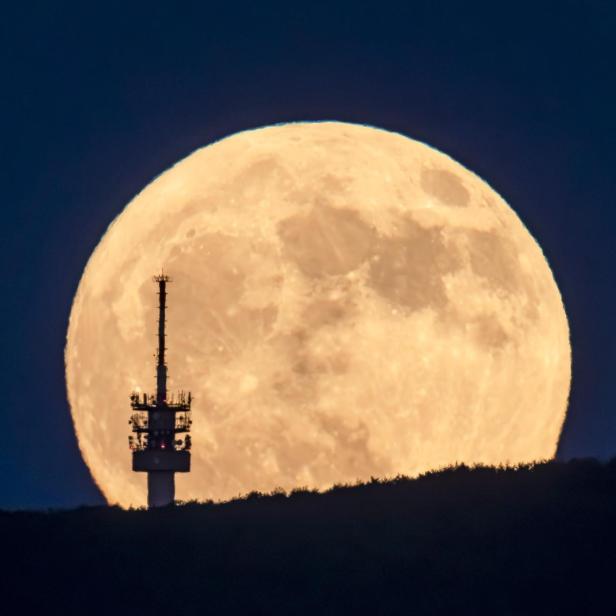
[128, 273, 192, 508]
[156, 274, 169, 403]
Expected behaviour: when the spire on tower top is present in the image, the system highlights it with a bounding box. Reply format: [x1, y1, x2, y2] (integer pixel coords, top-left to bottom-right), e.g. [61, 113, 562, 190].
[153, 268, 172, 283]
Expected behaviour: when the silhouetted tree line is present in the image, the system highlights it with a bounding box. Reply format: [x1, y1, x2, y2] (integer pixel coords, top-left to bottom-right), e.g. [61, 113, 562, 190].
[3, 458, 616, 615]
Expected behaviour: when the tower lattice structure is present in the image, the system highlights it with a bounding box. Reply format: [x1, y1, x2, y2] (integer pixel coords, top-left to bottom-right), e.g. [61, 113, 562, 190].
[128, 274, 192, 508]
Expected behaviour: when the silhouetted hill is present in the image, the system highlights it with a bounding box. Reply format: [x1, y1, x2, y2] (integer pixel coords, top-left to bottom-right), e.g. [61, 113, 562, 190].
[3, 459, 616, 615]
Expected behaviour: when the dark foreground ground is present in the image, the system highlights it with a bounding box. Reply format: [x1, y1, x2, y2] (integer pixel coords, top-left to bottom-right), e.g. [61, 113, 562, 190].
[3, 459, 616, 615]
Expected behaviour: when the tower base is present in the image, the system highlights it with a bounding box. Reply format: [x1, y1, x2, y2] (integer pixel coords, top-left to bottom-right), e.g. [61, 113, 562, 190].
[147, 471, 175, 508]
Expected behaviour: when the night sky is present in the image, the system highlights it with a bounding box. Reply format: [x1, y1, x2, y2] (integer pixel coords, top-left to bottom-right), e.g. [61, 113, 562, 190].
[3, 2, 615, 509]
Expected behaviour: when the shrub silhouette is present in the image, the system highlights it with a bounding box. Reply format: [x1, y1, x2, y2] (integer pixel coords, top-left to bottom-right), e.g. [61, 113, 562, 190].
[3, 458, 616, 615]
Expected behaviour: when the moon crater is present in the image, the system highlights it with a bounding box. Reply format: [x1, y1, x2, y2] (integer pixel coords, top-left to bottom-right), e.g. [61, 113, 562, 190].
[278, 204, 376, 277]
[421, 168, 470, 207]
[369, 218, 463, 312]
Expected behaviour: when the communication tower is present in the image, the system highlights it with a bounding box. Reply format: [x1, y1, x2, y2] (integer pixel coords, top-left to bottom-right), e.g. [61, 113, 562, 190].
[128, 274, 192, 508]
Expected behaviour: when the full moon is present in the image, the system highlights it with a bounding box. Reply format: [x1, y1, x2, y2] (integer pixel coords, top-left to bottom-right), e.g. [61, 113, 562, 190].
[66, 122, 571, 508]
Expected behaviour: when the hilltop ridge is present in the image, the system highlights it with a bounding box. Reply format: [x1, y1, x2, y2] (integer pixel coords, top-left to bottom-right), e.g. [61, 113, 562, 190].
[4, 459, 616, 615]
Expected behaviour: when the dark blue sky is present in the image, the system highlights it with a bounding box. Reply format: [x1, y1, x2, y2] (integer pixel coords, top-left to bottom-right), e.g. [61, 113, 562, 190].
[2, 1, 615, 509]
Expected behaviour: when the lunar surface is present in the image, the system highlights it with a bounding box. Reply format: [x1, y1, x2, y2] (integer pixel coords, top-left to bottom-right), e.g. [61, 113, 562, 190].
[65, 122, 571, 508]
